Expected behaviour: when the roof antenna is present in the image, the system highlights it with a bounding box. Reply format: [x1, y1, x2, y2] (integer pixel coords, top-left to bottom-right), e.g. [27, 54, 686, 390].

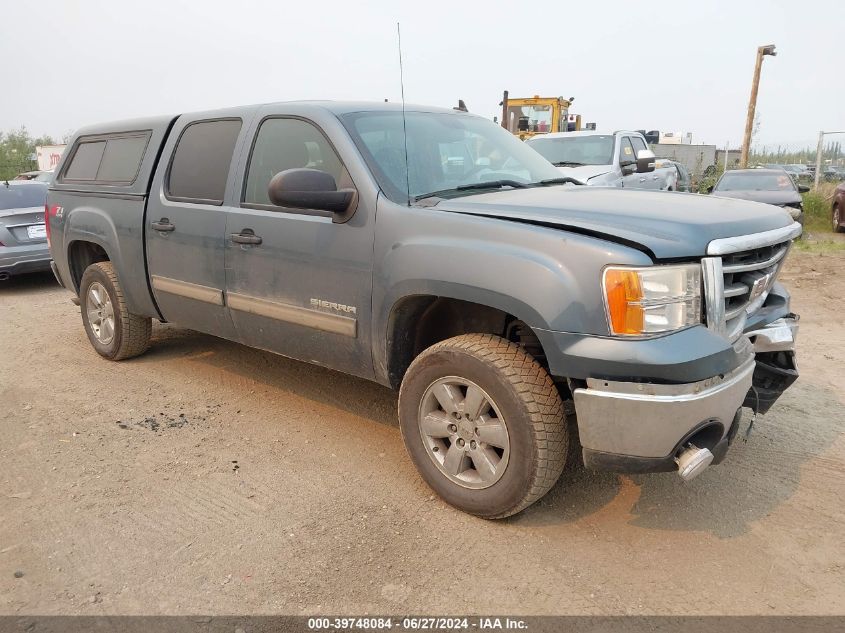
[397, 22, 411, 206]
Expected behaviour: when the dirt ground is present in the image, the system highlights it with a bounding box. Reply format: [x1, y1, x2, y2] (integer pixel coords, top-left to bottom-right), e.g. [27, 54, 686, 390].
[1, 249, 844, 616]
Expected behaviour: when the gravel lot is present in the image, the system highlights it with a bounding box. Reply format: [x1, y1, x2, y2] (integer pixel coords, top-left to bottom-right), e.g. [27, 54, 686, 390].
[1, 249, 844, 616]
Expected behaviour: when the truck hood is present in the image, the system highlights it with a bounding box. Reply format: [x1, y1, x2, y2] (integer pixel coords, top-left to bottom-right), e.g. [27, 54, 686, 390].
[554, 164, 612, 183]
[434, 187, 795, 259]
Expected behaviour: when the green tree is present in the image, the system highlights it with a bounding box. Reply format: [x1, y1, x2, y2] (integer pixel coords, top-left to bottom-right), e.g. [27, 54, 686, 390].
[0, 127, 56, 181]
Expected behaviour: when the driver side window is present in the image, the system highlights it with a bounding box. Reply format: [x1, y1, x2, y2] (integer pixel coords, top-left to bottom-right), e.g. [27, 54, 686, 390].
[617, 137, 635, 165]
[243, 118, 349, 206]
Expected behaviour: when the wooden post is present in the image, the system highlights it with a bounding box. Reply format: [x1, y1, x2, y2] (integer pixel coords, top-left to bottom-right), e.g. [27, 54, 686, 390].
[501, 91, 509, 131]
[740, 45, 776, 169]
[815, 131, 824, 190]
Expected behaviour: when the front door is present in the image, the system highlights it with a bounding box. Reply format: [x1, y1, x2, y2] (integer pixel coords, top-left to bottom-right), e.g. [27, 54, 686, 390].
[618, 136, 641, 189]
[145, 115, 249, 339]
[224, 112, 376, 379]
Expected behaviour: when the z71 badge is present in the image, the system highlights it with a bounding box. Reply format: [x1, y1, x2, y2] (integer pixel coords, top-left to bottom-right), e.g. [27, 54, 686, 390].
[310, 298, 357, 315]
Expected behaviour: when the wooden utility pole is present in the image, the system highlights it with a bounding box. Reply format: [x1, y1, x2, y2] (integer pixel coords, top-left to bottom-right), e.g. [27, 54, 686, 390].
[740, 44, 776, 168]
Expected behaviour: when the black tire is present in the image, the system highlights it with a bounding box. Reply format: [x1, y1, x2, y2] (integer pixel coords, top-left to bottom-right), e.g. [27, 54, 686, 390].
[834, 204, 844, 233]
[398, 334, 567, 518]
[79, 261, 152, 360]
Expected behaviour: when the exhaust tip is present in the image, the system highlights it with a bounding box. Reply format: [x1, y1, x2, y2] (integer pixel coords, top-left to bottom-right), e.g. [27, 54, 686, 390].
[0, 272, 10, 281]
[675, 444, 714, 482]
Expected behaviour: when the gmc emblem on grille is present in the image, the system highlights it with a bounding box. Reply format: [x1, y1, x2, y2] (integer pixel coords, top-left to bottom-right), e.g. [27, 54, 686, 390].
[748, 272, 775, 303]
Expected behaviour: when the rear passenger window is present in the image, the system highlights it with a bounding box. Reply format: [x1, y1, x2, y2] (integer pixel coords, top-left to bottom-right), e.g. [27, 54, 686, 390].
[62, 133, 150, 184]
[243, 118, 348, 207]
[167, 119, 242, 205]
[97, 136, 148, 182]
[64, 141, 106, 180]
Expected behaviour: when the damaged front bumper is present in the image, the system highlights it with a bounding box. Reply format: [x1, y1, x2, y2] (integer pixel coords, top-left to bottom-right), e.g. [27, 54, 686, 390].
[573, 315, 800, 475]
[743, 315, 799, 414]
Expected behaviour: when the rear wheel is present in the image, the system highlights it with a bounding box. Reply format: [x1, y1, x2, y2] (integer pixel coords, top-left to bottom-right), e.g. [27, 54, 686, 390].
[834, 204, 844, 233]
[398, 334, 567, 518]
[80, 262, 152, 360]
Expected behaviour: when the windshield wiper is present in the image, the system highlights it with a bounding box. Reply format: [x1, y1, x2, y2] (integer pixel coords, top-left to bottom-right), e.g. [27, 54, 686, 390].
[456, 180, 528, 191]
[413, 180, 527, 202]
[552, 161, 585, 167]
[533, 177, 584, 187]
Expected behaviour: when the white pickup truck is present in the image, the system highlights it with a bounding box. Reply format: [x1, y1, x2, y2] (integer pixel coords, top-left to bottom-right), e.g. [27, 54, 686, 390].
[526, 130, 677, 190]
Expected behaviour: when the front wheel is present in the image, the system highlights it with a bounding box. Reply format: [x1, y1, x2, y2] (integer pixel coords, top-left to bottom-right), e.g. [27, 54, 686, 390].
[80, 261, 152, 360]
[398, 334, 567, 518]
[834, 204, 844, 233]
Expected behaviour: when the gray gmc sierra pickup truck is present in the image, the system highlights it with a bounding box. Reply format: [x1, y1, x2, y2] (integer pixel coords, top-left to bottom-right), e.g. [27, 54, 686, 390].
[46, 102, 801, 518]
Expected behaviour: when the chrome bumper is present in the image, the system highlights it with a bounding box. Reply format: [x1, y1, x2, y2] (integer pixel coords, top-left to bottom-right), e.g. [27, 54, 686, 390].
[573, 352, 756, 459]
[746, 316, 799, 353]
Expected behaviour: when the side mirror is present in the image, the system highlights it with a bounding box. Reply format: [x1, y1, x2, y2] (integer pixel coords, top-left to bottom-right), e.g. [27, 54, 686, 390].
[268, 169, 356, 223]
[636, 149, 656, 174]
[797, 184, 810, 193]
[706, 185, 715, 194]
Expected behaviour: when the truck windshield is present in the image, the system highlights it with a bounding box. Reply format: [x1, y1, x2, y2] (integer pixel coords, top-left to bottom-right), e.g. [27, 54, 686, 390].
[0, 183, 47, 210]
[341, 111, 563, 203]
[526, 135, 615, 167]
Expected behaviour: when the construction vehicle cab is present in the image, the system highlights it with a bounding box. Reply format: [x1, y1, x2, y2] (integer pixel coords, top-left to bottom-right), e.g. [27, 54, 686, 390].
[500, 93, 577, 140]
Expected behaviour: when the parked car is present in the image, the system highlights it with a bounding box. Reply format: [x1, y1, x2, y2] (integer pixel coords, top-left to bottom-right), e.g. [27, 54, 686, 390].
[47, 102, 801, 518]
[833, 182, 845, 232]
[14, 170, 54, 182]
[787, 164, 813, 182]
[0, 180, 50, 280]
[710, 168, 807, 223]
[524, 130, 676, 190]
[656, 159, 692, 192]
[822, 166, 843, 182]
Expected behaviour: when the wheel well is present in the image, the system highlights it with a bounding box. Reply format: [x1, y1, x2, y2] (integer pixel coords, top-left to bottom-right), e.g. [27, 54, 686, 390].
[385, 295, 551, 390]
[68, 241, 110, 292]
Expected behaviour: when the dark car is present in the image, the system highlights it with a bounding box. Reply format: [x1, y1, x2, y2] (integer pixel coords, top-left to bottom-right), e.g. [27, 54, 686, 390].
[823, 166, 843, 182]
[710, 169, 807, 223]
[833, 182, 845, 232]
[657, 159, 692, 192]
[0, 180, 50, 279]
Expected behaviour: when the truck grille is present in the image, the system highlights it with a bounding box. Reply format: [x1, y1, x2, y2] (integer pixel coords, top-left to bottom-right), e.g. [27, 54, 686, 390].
[702, 224, 801, 341]
[720, 242, 790, 337]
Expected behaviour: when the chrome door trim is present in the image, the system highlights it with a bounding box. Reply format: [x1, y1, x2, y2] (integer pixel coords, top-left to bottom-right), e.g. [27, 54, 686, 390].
[227, 292, 357, 338]
[151, 275, 224, 306]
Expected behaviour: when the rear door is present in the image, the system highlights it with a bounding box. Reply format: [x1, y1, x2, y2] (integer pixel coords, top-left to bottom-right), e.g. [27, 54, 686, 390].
[145, 111, 256, 338]
[223, 108, 376, 379]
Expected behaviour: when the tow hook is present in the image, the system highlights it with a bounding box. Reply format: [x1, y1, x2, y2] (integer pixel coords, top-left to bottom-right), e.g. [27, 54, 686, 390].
[675, 444, 714, 482]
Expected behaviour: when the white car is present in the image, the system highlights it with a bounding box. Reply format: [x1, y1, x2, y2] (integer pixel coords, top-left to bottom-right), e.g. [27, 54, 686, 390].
[526, 130, 676, 190]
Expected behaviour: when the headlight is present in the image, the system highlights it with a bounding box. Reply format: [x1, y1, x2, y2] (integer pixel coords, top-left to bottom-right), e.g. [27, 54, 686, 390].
[602, 264, 702, 336]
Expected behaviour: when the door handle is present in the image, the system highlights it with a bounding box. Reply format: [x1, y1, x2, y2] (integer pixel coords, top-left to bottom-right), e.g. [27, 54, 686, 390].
[638, 177, 646, 182]
[231, 231, 262, 245]
[151, 219, 175, 232]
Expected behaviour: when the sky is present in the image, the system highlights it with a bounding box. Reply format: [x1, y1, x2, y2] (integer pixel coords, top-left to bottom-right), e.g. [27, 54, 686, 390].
[2, 0, 843, 150]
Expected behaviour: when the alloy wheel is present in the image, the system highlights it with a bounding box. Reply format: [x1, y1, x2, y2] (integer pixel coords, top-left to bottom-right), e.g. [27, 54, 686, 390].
[86, 281, 115, 345]
[417, 376, 510, 489]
